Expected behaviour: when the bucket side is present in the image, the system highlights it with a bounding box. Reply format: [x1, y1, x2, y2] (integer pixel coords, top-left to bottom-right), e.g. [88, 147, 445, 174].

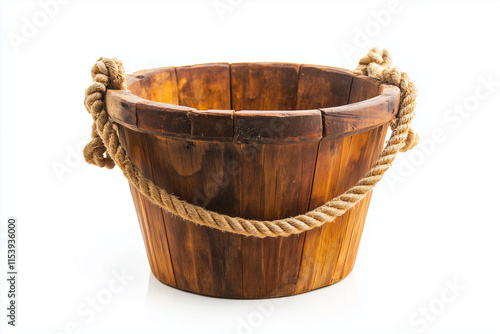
[117, 119, 391, 298]
[118, 126, 323, 297]
[109, 63, 399, 298]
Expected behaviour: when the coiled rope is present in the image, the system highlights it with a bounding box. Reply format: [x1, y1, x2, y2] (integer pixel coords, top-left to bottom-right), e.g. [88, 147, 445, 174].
[83, 48, 418, 238]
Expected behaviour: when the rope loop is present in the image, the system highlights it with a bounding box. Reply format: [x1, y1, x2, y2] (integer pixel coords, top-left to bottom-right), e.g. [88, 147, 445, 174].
[83, 48, 419, 238]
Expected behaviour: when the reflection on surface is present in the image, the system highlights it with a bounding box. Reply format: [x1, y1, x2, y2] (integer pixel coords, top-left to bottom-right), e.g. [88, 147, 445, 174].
[145, 271, 361, 332]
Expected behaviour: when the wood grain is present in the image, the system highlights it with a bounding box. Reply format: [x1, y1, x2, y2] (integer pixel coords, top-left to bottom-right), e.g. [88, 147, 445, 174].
[117, 125, 176, 287]
[296, 65, 353, 110]
[136, 100, 193, 137]
[321, 95, 395, 140]
[126, 67, 179, 103]
[230, 63, 300, 111]
[175, 63, 231, 110]
[105, 91, 141, 130]
[108, 63, 400, 298]
[234, 110, 323, 144]
[190, 109, 234, 141]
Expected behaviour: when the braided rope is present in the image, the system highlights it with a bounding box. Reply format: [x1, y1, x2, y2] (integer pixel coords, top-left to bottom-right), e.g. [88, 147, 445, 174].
[83, 48, 418, 238]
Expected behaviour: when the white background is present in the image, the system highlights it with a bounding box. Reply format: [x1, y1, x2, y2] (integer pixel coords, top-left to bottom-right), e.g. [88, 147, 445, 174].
[1, 0, 499, 333]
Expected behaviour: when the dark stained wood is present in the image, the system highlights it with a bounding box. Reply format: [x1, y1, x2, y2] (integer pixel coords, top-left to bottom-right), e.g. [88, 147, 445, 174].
[296, 65, 353, 110]
[105, 91, 141, 130]
[175, 63, 231, 110]
[348, 75, 381, 103]
[230, 63, 300, 111]
[234, 110, 323, 144]
[108, 67, 399, 143]
[117, 125, 176, 287]
[143, 136, 244, 298]
[321, 82, 399, 140]
[294, 135, 348, 293]
[321, 95, 395, 140]
[236, 142, 320, 298]
[190, 109, 234, 141]
[229, 64, 320, 297]
[136, 100, 193, 137]
[108, 63, 400, 298]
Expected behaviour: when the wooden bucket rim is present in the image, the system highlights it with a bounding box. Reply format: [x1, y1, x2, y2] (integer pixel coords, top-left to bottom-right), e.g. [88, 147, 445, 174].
[106, 63, 400, 143]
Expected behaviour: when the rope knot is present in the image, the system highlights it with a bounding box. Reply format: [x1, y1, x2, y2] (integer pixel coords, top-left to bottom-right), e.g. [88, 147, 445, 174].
[90, 57, 126, 90]
[355, 47, 418, 153]
[84, 58, 127, 169]
[401, 128, 419, 152]
[83, 137, 115, 169]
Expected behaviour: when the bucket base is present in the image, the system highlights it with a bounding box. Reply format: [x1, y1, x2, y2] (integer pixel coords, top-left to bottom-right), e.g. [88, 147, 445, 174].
[151, 262, 356, 299]
[131, 180, 372, 299]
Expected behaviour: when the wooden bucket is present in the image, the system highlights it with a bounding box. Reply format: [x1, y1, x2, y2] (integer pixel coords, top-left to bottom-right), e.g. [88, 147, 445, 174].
[106, 63, 399, 298]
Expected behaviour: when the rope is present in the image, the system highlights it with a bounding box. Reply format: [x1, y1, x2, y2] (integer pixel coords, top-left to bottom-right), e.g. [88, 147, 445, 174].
[83, 48, 419, 238]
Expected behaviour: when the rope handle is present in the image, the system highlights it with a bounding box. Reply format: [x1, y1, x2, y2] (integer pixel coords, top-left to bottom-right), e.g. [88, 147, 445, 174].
[83, 48, 418, 238]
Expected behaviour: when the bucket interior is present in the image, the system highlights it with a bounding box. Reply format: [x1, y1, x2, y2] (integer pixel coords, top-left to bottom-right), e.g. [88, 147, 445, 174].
[127, 63, 381, 112]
